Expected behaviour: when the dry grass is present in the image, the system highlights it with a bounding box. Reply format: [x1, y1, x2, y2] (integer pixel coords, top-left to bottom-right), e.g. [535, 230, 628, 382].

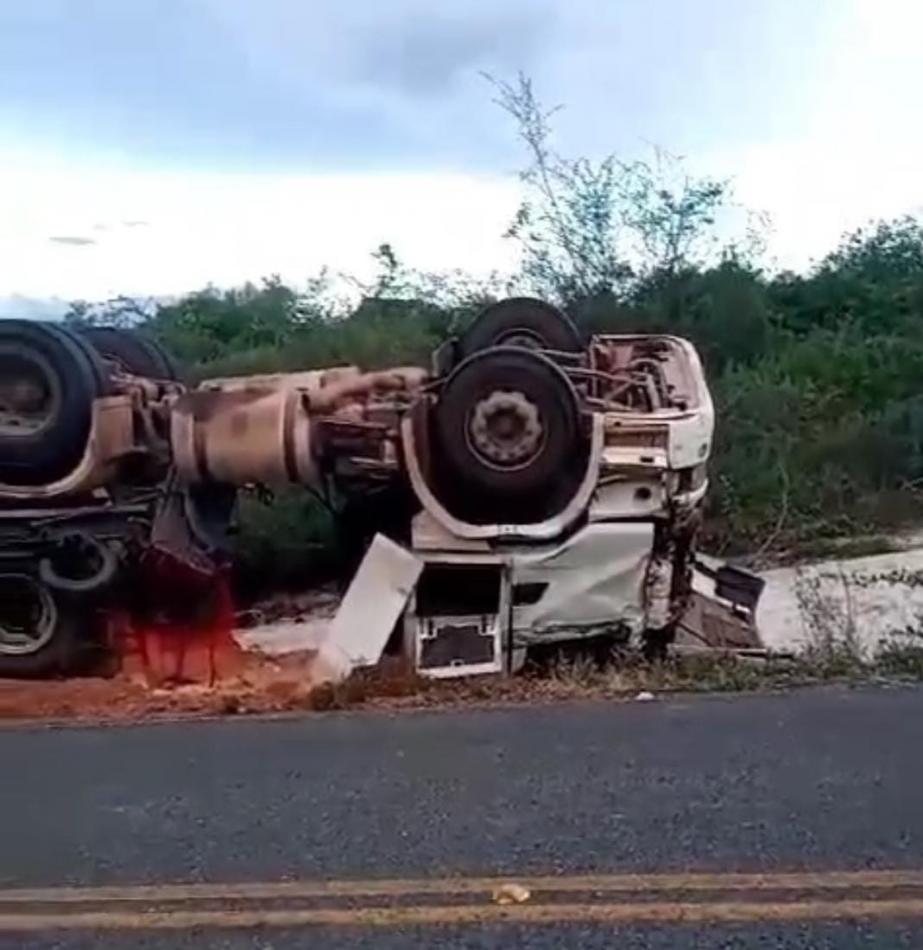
[2, 639, 921, 725]
[305, 643, 923, 715]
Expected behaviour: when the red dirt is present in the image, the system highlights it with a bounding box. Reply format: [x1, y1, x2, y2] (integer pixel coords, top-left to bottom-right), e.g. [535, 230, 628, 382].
[0, 571, 346, 724]
[0, 650, 322, 723]
[0, 563, 334, 724]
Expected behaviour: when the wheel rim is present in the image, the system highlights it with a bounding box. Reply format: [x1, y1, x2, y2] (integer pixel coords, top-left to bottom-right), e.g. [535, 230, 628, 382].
[465, 389, 546, 470]
[0, 575, 57, 656]
[0, 346, 60, 438]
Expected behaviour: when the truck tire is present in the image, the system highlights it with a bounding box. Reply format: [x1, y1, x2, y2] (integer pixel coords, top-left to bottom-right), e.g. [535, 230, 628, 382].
[435, 347, 580, 509]
[459, 297, 583, 357]
[79, 326, 180, 381]
[59, 324, 113, 395]
[39, 532, 119, 595]
[0, 320, 105, 486]
[0, 575, 77, 677]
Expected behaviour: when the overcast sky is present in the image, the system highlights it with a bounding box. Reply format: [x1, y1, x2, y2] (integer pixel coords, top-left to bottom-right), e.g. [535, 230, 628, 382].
[1, 0, 922, 310]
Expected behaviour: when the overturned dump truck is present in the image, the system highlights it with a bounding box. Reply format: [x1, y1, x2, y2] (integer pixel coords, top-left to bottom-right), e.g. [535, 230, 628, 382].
[0, 298, 723, 678]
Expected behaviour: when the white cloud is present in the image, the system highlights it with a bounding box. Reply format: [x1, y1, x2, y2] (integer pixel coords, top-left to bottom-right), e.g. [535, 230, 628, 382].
[0, 159, 521, 301]
[2, 0, 923, 302]
[3, 0, 923, 306]
[703, 140, 923, 272]
[3, 142, 923, 307]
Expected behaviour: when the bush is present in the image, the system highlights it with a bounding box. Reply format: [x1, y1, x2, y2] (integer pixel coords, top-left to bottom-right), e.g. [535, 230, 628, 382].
[231, 489, 341, 598]
[61, 72, 923, 574]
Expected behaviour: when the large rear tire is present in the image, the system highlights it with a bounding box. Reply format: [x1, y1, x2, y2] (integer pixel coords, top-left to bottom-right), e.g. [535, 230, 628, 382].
[435, 347, 582, 520]
[459, 297, 583, 357]
[79, 326, 180, 381]
[0, 320, 106, 486]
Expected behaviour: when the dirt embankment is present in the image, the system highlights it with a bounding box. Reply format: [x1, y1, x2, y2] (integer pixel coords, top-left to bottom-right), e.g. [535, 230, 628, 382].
[0, 651, 320, 723]
[3, 644, 923, 725]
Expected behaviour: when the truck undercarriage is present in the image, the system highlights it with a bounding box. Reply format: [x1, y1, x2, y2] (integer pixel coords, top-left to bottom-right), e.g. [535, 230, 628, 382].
[0, 298, 751, 679]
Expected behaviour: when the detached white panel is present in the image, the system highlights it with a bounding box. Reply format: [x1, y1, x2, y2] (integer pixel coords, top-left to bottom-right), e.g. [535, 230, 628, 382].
[316, 534, 422, 680]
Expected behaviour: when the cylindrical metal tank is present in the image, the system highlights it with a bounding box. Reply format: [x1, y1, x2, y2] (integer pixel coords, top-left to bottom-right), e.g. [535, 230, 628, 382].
[171, 384, 321, 489]
[171, 366, 428, 490]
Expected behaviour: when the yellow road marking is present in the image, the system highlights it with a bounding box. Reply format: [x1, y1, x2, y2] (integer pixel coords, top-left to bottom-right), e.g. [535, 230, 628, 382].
[3, 899, 923, 931]
[3, 870, 923, 931]
[3, 869, 923, 904]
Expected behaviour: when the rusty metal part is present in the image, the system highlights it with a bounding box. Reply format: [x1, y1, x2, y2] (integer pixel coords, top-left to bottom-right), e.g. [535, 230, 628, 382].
[466, 390, 544, 469]
[108, 368, 182, 403]
[586, 337, 696, 412]
[316, 418, 396, 476]
[600, 337, 705, 408]
[101, 371, 179, 468]
[305, 367, 427, 414]
[198, 367, 361, 397]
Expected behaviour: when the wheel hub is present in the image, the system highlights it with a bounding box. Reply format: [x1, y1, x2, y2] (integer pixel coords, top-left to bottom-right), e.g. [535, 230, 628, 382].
[0, 349, 57, 437]
[467, 390, 544, 468]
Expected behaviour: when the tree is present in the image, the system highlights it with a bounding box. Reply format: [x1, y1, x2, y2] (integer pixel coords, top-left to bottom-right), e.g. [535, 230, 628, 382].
[488, 72, 730, 306]
[63, 295, 156, 328]
[488, 72, 630, 303]
[618, 148, 727, 280]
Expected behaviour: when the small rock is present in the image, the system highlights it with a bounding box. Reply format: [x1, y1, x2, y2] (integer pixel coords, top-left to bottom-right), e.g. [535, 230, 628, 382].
[492, 883, 531, 905]
[635, 690, 655, 702]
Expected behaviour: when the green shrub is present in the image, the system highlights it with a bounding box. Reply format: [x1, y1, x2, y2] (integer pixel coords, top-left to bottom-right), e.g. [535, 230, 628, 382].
[64, 199, 923, 574]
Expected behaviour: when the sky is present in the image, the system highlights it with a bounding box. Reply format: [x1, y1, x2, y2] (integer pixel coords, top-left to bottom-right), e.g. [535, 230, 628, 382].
[1, 0, 922, 314]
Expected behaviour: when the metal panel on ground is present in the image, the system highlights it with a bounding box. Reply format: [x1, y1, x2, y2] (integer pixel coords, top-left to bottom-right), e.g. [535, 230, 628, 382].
[315, 534, 423, 682]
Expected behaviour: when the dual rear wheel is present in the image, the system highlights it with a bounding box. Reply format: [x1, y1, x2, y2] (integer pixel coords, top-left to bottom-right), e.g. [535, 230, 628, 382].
[0, 321, 177, 487]
[0, 322, 179, 676]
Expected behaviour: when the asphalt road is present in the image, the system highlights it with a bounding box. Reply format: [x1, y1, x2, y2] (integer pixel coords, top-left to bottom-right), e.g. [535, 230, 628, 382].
[1, 685, 922, 948]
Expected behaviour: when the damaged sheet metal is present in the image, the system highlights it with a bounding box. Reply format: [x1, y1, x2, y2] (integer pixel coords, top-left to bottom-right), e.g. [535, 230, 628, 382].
[510, 522, 654, 646]
[314, 534, 423, 684]
[676, 560, 765, 651]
